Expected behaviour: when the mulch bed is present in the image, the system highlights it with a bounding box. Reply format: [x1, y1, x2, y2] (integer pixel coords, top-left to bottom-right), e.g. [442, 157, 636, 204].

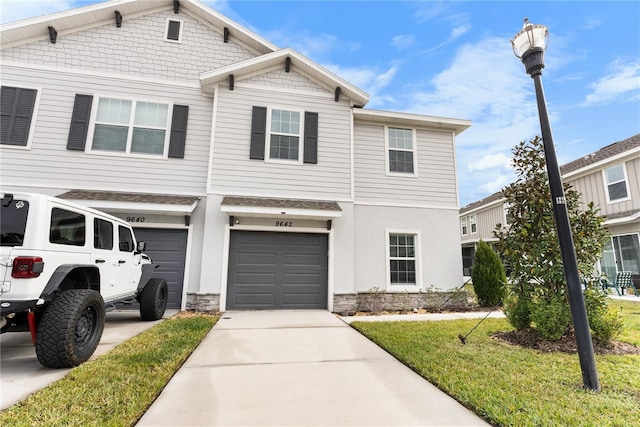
[492, 329, 640, 355]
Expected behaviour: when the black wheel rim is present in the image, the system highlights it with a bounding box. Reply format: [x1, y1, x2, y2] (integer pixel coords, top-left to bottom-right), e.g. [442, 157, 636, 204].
[75, 305, 98, 351]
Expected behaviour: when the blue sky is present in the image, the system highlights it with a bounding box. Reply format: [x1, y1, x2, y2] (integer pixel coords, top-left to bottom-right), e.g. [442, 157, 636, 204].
[2, 1, 639, 206]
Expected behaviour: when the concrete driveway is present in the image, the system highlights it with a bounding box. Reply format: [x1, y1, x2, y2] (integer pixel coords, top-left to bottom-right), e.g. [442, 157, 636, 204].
[137, 310, 489, 426]
[0, 309, 176, 410]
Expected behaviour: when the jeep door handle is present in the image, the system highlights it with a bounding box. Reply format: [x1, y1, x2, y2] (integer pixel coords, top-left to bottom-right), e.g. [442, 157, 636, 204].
[95, 259, 106, 264]
[118, 260, 126, 264]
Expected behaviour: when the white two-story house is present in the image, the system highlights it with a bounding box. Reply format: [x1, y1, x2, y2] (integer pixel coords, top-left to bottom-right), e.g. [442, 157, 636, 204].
[460, 134, 640, 283]
[1, 0, 470, 313]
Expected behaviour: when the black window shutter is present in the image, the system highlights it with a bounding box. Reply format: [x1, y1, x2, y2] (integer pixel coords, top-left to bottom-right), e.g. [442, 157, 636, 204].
[167, 20, 180, 40]
[1, 86, 37, 146]
[250, 106, 267, 160]
[66, 94, 93, 151]
[168, 104, 189, 158]
[303, 111, 318, 164]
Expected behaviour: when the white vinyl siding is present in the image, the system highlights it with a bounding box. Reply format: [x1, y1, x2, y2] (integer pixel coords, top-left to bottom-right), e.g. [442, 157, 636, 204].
[0, 65, 211, 194]
[211, 85, 352, 200]
[355, 123, 457, 207]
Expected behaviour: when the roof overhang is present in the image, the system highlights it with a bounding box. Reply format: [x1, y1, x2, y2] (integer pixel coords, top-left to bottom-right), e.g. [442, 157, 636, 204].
[221, 196, 342, 221]
[604, 209, 640, 226]
[0, 0, 277, 54]
[353, 108, 471, 136]
[58, 190, 200, 216]
[199, 48, 370, 106]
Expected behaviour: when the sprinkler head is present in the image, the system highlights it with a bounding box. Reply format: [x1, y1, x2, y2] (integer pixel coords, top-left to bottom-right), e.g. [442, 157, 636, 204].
[458, 334, 467, 345]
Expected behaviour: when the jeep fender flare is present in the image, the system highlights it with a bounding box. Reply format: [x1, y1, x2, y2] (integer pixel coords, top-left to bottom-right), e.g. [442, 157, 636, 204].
[39, 265, 100, 302]
[137, 264, 159, 292]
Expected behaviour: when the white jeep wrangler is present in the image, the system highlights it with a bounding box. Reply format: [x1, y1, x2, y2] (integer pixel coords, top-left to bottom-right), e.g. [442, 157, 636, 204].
[1, 192, 168, 368]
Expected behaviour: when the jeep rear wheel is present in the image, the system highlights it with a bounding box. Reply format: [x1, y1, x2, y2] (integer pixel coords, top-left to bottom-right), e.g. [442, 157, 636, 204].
[36, 289, 105, 368]
[139, 278, 168, 321]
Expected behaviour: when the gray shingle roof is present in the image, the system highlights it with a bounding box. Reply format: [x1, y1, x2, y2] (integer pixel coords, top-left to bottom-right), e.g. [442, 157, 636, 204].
[58, 190, 200, 206]
[221, 196, 342, 212]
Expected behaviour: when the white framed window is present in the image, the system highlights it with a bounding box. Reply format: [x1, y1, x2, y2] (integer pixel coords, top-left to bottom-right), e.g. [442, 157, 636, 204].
[386, 230, 421, 289]
[461, 217, 468, 235]
[603, 164, 630, 203]
[266, 108, 303, 163]
[470, 214, 477, 234]
[88, 96, 171, 157]
[165, 18, 183, 43]
[386, 126, 417, 175]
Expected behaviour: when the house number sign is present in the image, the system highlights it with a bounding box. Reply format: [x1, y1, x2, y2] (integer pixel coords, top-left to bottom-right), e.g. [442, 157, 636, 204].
[275, 220, 293, 227]
[126, 216, 146, 223]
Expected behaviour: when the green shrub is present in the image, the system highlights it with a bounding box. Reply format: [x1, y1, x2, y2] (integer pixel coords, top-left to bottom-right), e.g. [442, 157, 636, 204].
[503, 293, 531, 330]
[471, 240, 506, 307]
[530, 294, 571, 341]
[584, 288, 624, 344]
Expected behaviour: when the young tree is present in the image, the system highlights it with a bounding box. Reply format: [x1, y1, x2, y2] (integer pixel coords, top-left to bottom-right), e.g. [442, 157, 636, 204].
[471, 240, 506, 306]
[494, 136, 619, 341]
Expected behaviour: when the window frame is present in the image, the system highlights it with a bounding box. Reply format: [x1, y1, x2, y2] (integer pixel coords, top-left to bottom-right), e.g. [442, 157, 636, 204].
[461, 217, 468, 236]
[49, 207, 86, 247]
[385, 125, 418, 177]
[385, 229, 422, 290]
[164, 18, 183, 43]
[85, 95, 173, 159]
[0, 84, 41, 150]
[470, 214, 477, 234]
[603, 163, 631, 204]
[265, 106, 305, 164]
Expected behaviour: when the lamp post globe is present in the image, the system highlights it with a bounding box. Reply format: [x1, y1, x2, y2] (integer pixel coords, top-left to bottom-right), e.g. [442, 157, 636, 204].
[510, 18, 600, 391]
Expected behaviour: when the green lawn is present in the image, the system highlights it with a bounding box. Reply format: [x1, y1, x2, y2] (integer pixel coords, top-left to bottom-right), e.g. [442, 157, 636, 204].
[352, 300, 639, 427]
[0, 312, 218, 427]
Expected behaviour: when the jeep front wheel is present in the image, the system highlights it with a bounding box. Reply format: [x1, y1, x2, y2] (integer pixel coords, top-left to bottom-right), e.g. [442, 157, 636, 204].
[36, 289, 106, 368]
[139, 278, 168, 321]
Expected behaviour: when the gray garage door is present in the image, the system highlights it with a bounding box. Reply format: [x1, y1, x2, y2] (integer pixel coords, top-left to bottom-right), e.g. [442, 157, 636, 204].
[227, 231, 328, 310]
[134, 228, 187, 309]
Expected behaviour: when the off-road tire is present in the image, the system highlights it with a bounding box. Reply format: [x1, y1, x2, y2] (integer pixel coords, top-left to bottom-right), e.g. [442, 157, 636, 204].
[139, 278, 168, 321]
[35, 289, 106, 368]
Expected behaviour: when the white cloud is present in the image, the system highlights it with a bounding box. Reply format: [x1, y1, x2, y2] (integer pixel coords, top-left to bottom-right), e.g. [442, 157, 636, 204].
[324, 64, 398, 101]
[467, 152, 512, 172]
[480, 175, 511, 194]
[391, 34, 416, 50]
[584, 59, 640, 105]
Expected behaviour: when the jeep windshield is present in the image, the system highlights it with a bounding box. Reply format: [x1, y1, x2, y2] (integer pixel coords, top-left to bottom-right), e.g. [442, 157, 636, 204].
[1, 196, 29, 247]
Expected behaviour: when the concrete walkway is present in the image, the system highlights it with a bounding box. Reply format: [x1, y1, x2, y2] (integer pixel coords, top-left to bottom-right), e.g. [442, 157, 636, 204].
[137, 310, 490, 426]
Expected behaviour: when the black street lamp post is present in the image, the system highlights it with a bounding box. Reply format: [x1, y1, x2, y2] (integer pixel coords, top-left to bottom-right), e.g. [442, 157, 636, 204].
[511, 18, 600, 391]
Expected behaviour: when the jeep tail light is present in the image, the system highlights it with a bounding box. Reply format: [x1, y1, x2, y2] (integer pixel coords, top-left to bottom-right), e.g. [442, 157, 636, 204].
[12, 257, 44, 278]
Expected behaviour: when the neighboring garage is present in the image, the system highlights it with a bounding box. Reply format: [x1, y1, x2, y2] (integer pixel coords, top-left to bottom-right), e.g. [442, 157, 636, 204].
[134, 228, 188, 309]
[227, 231, 328, 310]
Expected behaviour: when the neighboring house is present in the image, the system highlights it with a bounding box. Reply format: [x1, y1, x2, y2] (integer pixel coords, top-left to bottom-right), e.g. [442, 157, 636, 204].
[1, 0, 470, 313]
[460, 134, 640, 280]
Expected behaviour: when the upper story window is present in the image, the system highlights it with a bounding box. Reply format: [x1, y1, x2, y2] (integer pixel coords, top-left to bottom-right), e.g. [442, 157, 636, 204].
[387, 127, 416, 175]
[1, 85, 38, 148]
[470, 214, 477, 233]
[268, 109, 301, 161]
[90, 97, 170, 157]
[604, 164, 630, 203]
[388, 232, 418, 286]
[461, 217, 468, 235]
[165, 18, 183, 42]
[249, 106, 318, 164]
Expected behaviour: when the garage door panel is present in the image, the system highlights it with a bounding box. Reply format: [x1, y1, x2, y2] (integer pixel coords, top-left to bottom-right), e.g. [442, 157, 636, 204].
[227, 231, 328, 310]
[133, 228, 187, 310]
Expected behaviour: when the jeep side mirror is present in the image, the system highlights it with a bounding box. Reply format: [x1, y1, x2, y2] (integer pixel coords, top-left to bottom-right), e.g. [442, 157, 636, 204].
[137, 241, 146, 252]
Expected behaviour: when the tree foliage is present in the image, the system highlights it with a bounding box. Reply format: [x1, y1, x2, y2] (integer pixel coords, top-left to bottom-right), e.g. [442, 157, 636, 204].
[494, 136, 618, 341]
[471, 240, 506, 306]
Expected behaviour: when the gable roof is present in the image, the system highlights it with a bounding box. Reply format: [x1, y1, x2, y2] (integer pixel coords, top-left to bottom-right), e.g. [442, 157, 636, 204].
[0, 0, 277, 54]
[199, 48, 370, 106]
[560, 133, 640, 177]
